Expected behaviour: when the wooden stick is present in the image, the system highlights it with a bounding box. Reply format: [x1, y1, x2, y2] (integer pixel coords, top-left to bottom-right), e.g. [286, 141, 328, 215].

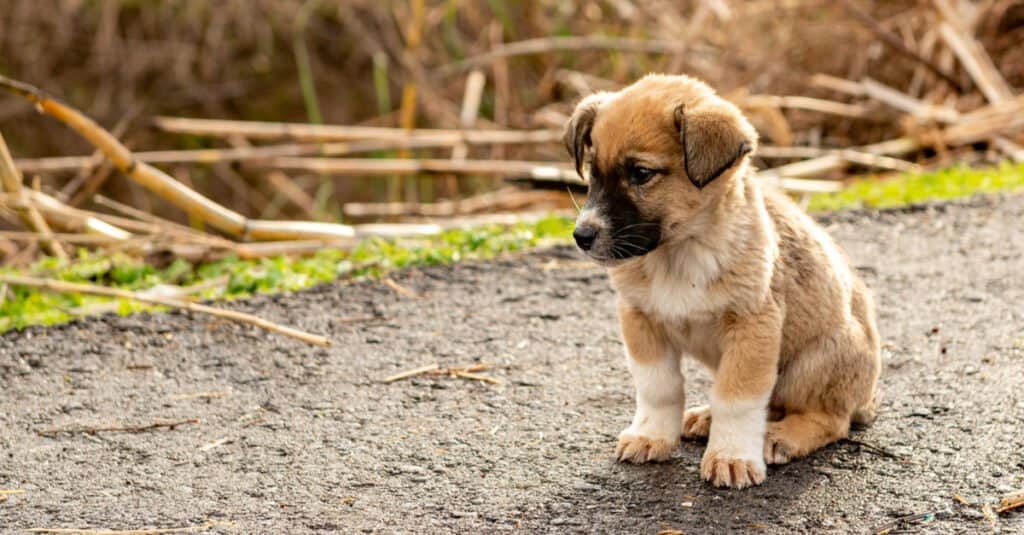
[997, 488, 1024, 514]
[935, 19, 1014, 104]
[383, 277, 420, 299]
[993, 137, 1024, 163]
[153, 116, 561, 144]
[0, 274, 331, 346]
[382, 363, 439, 383]
[263, 156, 580, 182]
[434, 36, 691, 77]
[740, 95, 868, 118]
[38, 418, 200, 438]
[860, 78, 960, 123]
[0, 190, 134, 241]
[0, 131, 67, 259]
[0, 75, 355, 242]
[0, 231, 131, 244]
[0, 489, 26, 495]
[839, 0, 965, 91]
[810, 73, 866, 97]
[343, 189, 565, 218]
[15, 139, 508, 174]
[27, 522, 218, 535]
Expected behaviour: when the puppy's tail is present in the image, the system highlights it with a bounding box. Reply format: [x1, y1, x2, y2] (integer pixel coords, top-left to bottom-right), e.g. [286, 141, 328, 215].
[851, 396, 878, 427]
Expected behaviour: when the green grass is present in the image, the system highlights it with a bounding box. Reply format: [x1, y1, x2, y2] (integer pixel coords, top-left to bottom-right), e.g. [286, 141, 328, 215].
[0, 216, 573, 332]
[3, 163, 1023, 333]
[806, 162, 1024, 212]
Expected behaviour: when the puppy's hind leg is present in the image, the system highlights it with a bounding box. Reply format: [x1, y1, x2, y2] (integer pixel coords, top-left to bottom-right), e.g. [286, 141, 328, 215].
[764, 411, 849, 464]
[615, 303, 684, 463]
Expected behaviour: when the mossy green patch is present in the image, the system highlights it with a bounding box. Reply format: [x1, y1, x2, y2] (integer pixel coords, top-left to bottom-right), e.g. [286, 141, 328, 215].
[0, 215, 574, 332]
[806, 162, 1024, 212]
[4, 163, 1024, 332]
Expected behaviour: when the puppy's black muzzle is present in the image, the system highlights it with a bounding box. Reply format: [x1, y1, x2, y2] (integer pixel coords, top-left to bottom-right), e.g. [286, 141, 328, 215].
[573, 225, 599, 251]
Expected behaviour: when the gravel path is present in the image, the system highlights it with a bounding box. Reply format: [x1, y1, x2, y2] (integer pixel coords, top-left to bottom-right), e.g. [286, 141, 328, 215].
[2, 195, 1023, 534]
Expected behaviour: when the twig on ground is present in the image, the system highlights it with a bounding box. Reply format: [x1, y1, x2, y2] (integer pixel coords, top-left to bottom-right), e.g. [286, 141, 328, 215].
[336, 315, 387, 324]
[382, 363, 440, 383]
[198, 437, 232, 452]
[27, 521, 223, 534]
[0, 489, 26, 495]
[169, 391, 230, 401]
[0, 274, 331, 346]
[38, 418, 200, 438]
[383, 278, 421, 299]
[997, 488, 1024, 514]
[871, 511, 938, 535]
[382, 363, 501, 384]
[840, 438, 903, 460]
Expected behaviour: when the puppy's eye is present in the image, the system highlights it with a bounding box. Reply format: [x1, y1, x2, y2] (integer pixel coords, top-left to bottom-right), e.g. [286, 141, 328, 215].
[629, 166, 657, 186]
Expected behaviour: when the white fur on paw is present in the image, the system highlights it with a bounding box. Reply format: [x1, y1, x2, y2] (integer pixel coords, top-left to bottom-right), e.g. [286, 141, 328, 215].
[681, 405, 711, 439]
[616, 432, 678, 463]
[700, 448, 766, 488]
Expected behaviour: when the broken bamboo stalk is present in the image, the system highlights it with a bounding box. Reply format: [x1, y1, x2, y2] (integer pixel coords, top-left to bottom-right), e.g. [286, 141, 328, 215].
[740, 95, 868, 118]
[434, 36, 690, 78]
[0, 75, 355, 241]
[935, 20, 1014, 104]
[860, 78, 960, 123]
[0, 131, 67, 259]
[343, 188, 565, 218]
[0, 274, 330, 346]
[153, 116, 561, 145]
[262, 156, 580, 182]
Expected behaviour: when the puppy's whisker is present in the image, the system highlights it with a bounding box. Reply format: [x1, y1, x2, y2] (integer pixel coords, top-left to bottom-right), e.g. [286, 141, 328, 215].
[566, 187, 582, 214]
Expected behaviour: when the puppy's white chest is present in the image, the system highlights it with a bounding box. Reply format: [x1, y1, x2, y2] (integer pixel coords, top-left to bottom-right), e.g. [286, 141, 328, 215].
[627, 245, 728, 321]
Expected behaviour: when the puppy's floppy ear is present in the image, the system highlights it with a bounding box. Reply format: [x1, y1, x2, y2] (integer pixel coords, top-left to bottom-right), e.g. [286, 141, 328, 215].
[674, 103, 754, 189]
[563, 93, 609, 177]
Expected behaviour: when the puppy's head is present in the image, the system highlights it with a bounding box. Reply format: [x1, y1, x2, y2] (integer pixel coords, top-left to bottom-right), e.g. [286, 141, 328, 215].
[564, 74, 757, 264]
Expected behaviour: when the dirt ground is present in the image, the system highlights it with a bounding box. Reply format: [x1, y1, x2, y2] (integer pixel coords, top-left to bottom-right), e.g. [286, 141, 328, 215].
[2, 195, 1023, 534]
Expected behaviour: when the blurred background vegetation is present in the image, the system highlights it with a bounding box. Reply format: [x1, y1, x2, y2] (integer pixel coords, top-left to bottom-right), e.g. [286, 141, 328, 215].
[3, 0, 1021, 219]
[1, 0, 1023, 330]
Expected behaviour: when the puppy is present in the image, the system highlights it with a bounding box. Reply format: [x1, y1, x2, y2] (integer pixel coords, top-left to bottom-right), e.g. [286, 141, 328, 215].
[564, 74, 881, 489]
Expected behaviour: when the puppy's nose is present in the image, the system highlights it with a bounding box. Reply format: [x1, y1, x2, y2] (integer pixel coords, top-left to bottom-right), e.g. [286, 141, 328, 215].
[573, 225, 599, 251]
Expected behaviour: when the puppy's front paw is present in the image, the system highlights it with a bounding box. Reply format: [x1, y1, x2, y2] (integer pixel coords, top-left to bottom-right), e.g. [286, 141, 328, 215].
[681, 405, 711, 440]
[700, 449, 766, 489]
[615, 432, 678, 463]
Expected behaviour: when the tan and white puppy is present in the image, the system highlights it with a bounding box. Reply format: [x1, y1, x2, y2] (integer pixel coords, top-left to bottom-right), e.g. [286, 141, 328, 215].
[565, 74, 881, 489]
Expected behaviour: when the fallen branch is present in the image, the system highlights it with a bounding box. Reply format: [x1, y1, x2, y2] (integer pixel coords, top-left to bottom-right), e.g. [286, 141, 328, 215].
[839, 0, 965, 91]
[153, 116, 560, 144]
[14, 136, 563, 173]
[343, 188, 565, 218]
[259, 156, 579, 182]
[935, 20, 1014, 104]
[38, 418, 200, 438]
[0, 132, 66, 259]
[434, 36, 692, 78]
[0, 75, 355, 241]
[0, 274, 331, 346]
[740, 94, 868, 118]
